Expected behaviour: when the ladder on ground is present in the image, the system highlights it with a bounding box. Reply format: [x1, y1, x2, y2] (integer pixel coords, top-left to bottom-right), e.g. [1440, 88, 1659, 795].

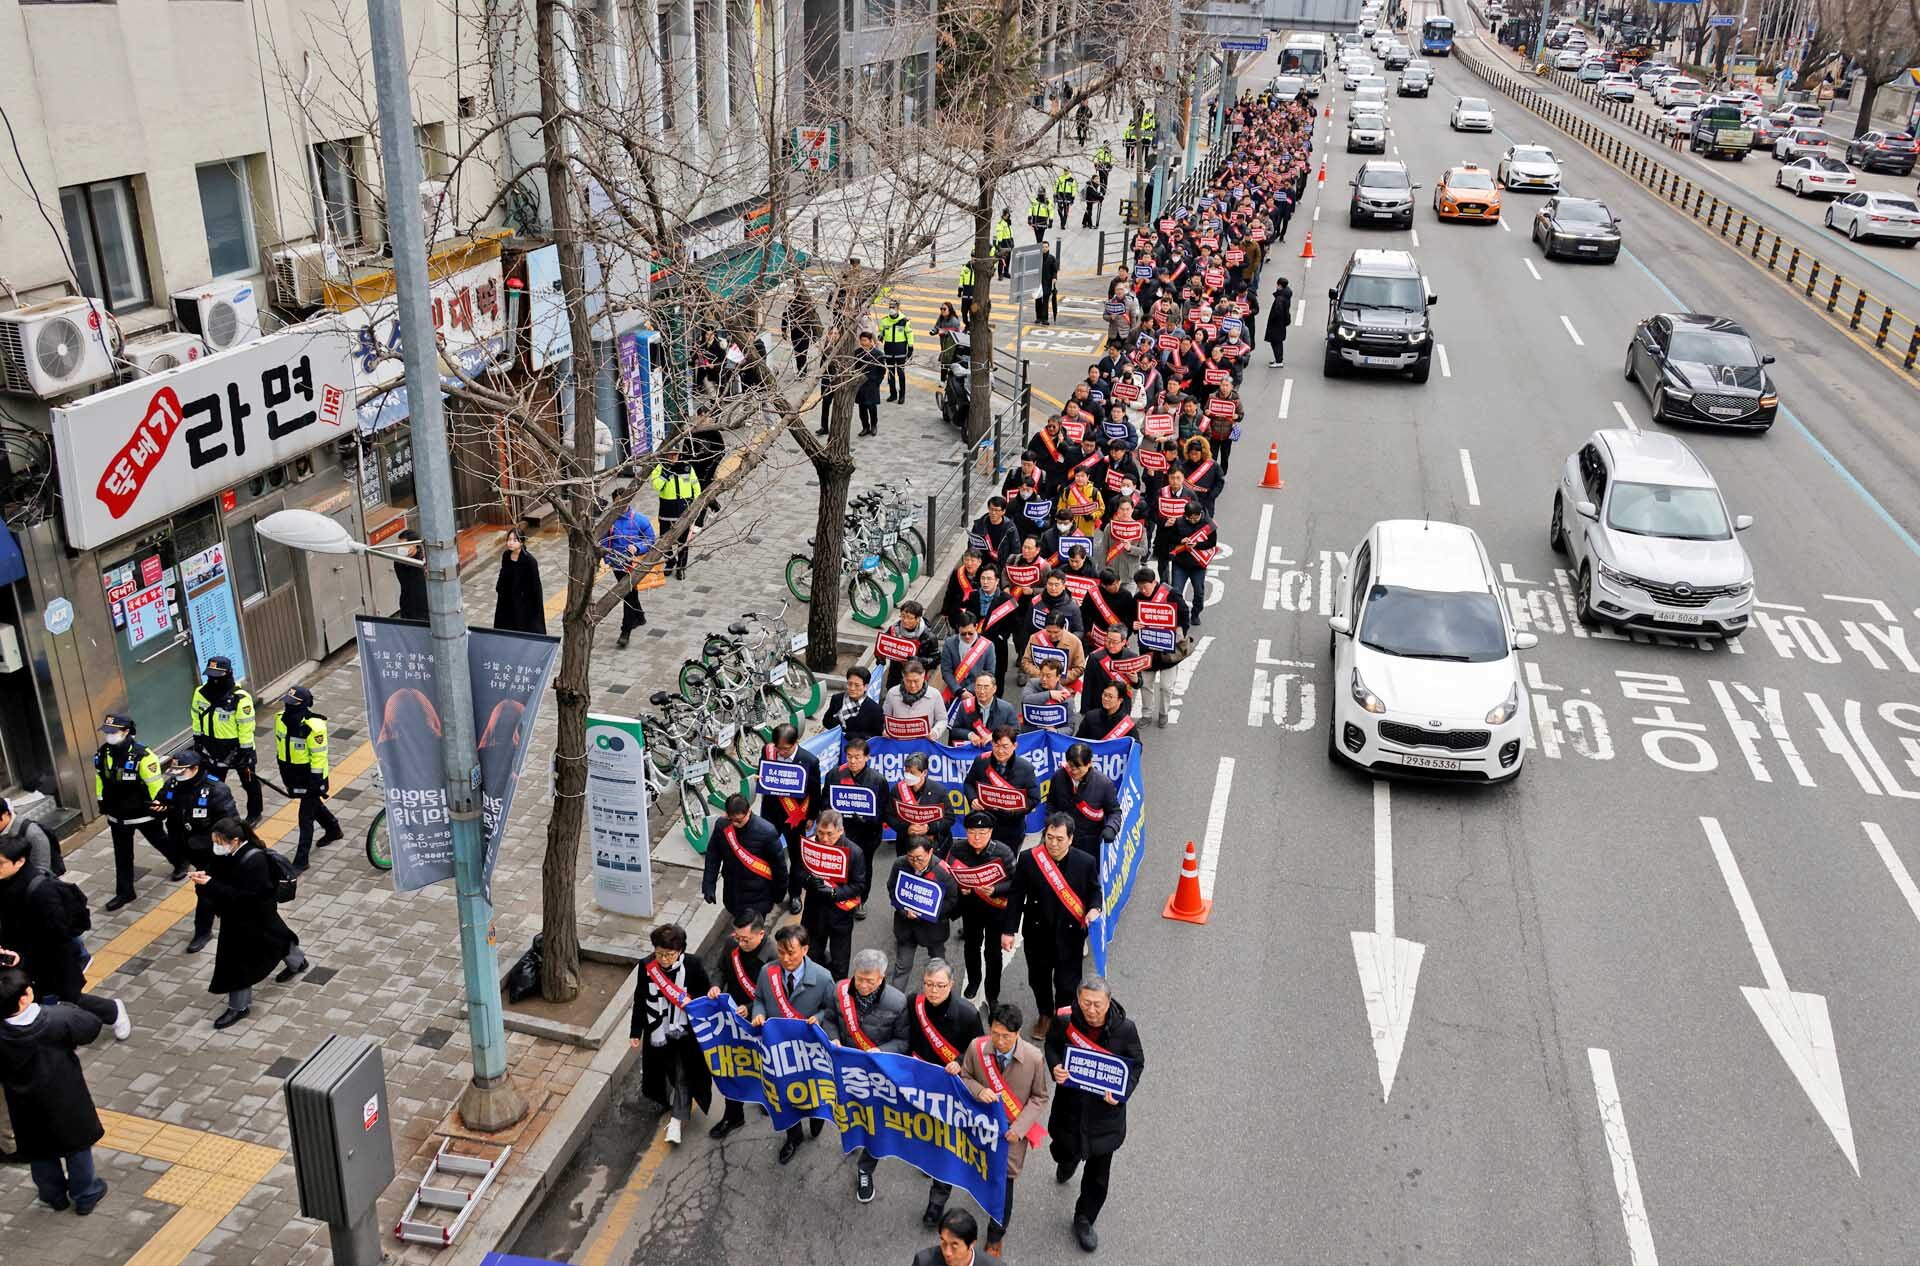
[395, 1139, 512, 1247]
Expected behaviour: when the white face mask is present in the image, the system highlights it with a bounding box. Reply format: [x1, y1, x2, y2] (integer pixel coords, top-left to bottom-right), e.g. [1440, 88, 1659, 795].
[104, 731, 130, 746]
[212, 842, 237, 857]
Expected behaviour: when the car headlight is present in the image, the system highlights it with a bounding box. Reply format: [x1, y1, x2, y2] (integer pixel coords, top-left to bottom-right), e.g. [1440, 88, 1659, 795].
[1728, 578, 1755, 595]
[1407, 330, 1428, 344]
[1759, 393, 1778, 408]
[1595, 558, 1640, 587]
[1337, 325, 1357, 340]
[1351, 668, 1387, 715]
[1660, 370, 1694, 398]
[1486, 683, 1520, 726]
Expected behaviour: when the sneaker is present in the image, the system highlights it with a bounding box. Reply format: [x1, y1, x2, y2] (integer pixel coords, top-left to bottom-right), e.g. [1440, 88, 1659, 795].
[666, 1118, 682, 1145]
[111, 999, 131, 1041]
[1268, 360, 1283, 368]
[856, 1170, 875, 1203]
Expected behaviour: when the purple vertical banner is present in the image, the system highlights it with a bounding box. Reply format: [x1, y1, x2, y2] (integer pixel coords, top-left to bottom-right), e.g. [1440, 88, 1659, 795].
[470, 625, 559, 899]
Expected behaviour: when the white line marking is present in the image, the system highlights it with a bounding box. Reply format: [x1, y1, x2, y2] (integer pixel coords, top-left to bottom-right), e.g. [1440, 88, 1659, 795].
[1703, 816, 1785, 991]
[1314, 204, 1322, 221]
[1589, 1048, 1660, 1266]
[1524, 258, 1542, 281]
[1437, 344, 1451, 378]
[1372, 780, 1394, 938]
[1196, 757, 1235, 901]
[1499, 215, 1512, 232]
[1560, 314, 1585, 346]
[1754, 600, 1807, 612]
[1824, 595, 1896, 621]
[1410, 227, 1421, 247]
[1611, 400, 1640, 434]
[1293, 299, 1305, 327]
[1865, 823, 1920, 931]
[1278, 377, 1294, 418]
[1459, 449, 1480, 506]
[1393, 144, 1401, 155]
[1249, 504, 1275, 584]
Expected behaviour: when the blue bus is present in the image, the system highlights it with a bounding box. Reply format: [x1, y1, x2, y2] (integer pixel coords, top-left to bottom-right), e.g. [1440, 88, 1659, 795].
[1421, 16, 1456, 55]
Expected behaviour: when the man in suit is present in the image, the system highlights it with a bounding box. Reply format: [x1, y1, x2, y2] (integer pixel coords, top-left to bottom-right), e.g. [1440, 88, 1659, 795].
[911, 1208, 982, 1266]
[821, 665, 885, 742]
[959, 1002, 1052, 1257]
[832, 947, 911, 1204]
[751, 924, 836, 1164]
[701, 796, 787, 925]
[759, 724, 823, 915]
[1046, 976, 1146, 1253]
[1002, 815, 1102, 1038]
[964, 728, 1040, 854]
[704, 913, 774, 1139]
[824, 737, 889, 913]
[1044, 743, 1122, 860]
[907, 960, 984, 1227]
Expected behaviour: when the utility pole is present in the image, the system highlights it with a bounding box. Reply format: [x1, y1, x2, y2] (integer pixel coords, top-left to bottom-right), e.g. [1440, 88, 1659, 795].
[1151, 0, 1180, 218]
[364, 0, 528, 1132]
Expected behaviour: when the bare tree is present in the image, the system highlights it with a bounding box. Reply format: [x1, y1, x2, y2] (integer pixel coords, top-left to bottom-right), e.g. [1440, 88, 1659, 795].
[1821, 0, 1918, 132]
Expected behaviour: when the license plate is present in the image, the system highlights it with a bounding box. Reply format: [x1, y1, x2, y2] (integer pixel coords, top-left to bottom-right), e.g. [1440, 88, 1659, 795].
[1660, 610, 1705, 625]
[1361, 355, 1400, 366]
[1401, 754, 1461, 771]
[791, 631, 808, 651]
[1577, 244, 1598, 251]
[1373, 211, 1394, 219]
[1708, 406, 1743, 417]
[769, 662, 790, 684]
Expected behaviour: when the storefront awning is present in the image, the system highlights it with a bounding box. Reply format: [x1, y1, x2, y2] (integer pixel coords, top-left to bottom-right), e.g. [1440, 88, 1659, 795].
[693, 241, 809, 301]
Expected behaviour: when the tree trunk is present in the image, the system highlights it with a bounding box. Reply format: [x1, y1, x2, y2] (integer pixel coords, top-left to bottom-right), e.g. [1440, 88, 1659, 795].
[964, 190, 997, 448]
[1852, 77, 1878, 135]
[805, 339, 859, 673]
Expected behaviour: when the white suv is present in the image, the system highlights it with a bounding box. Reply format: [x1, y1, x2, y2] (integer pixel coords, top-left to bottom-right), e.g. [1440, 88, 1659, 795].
[1549, 429, 1756, 638]
[1329, 520, 1536, 782]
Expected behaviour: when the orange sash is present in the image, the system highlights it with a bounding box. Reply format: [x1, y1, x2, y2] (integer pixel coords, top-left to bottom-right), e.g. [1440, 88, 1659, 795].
[1033, 847, 1088, 925]
[836, 980, 879, 1051]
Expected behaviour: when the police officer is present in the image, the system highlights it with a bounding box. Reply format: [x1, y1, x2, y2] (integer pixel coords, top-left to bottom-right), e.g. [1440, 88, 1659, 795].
[274, 687, 342, 874]
[93, 712, 182, 911]
[1027, 190, 1053, 245]
[957, 257, 977, 307]
[158, 749, 237, 954]
[993, 209, 1016, 278]
[190, 656, 262, 825]
[878, 298, 914, 404]
[1053, 169, 1078, 228]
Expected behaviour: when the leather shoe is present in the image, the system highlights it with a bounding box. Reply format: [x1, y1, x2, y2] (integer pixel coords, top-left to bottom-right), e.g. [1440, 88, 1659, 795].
[275, 960, 310, 984]
[853, 907, 867, 921]
[169, 865, 191, 881]
[185, 933, 212, 954]
[777, 1136, 802, 1165]
[73, 1184, 107, 1217]
[103, 894, 135, 913]
[786, 896, 803, 915]
[316, 833, 343, 849]
[985, 1244, 1003, 1258]
[212, 1007, 250, 1030]
[708, 1117, 742, 1140]
[1074, 1217, 1098, 1252]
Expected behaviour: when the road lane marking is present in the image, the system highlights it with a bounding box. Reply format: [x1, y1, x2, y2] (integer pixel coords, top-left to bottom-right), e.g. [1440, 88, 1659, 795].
[1499, 215, 1511, 231]
[1588, 1049, 1660, 1266]
[1561, 314, 1585, 346]
[1352, 780, 1424, 1102]
[1524, 258, 1542, 281]
[1865, 823, 1920, 931]
[1278, 377, 1294, 419]
[1437, 343, 1451, 378]
[1410, 227, 1420, 247]
[578, 1125, 674, 1266]
[1293, 299, 1305, 326]
[1459, 449, 1480, 505]
[1612, 400, 1640, 434]
[1249, 504, 1275, 584]
[1314, 205, 1322, 221]
[1824, 594, 1896, 621]
[1196, 757, 1235, 900]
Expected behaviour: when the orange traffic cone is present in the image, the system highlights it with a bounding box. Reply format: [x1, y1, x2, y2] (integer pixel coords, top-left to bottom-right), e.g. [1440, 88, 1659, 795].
[1259, 443, 1285, 489]
[1300, 231, 1315, 260]
[1163, 840, 1212, 924]
[1317, 160, 1327, 185]
[1323, 105, 1331, 119]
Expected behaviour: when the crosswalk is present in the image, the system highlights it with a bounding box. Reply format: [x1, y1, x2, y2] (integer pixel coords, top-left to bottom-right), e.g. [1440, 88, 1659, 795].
[870, 281, 1113, 357]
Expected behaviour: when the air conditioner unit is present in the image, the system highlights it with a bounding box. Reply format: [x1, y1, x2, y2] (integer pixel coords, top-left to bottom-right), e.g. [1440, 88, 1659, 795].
[122, 330, 208, 378]
[172, 279, 262, 353]
[271, 241, 343, 308]
[419, 179, 453, 243]
[0, 298, 118, 398]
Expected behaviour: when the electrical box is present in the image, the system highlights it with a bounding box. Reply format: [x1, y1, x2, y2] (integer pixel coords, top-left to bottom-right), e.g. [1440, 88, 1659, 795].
[0, 623, 22, 673]
[284, 1035, 397, 1224]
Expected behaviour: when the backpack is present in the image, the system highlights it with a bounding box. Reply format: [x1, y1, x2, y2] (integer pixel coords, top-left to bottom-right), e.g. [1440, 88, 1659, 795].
[259, 847, 299, 905]
[28, 871, 91, 934]
[23, 821, 63, 877]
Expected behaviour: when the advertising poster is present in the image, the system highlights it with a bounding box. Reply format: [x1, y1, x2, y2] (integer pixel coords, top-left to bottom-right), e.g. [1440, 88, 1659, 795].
[181, 543, 247, 683]
[588, 712, 654, 916]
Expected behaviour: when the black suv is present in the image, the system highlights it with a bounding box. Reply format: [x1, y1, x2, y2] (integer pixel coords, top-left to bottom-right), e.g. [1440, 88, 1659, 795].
[1324, 249, 1437, 382]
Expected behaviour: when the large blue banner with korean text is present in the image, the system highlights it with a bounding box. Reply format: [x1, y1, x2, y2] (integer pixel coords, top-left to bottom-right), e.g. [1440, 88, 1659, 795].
[687, 998, 1009, 1221]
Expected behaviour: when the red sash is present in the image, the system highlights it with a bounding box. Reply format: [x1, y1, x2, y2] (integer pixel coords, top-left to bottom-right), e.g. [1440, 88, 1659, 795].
[836, 980, 879, 1051]
[724, 826, 775, 880]
[1186, 459, 1217, 489]
[1176, 525, 1218, 567]
[645, 959, 691, 1010]
[800, 835, 858, 909]
[981, 598, 1019, 633]
[976, 762, 1029, 813]
[885, 713, 932, 740]
[1063, 486, 1101, 519]
[766, 967, 803, 1019]
[1072, 792, 1106, 822]
[763, 744, 808, 827]
[1033, 847, 1088, 925]
[1104, 523, 1141, 565]
[1103, 713, 1137, 741]
[977, 1037, 1028, 1125]
[1086, 586, 1122, 631]
[1058, 1008, 1115, 1054]
[952, 634, 994, 689]
[913, 995, 961, 1065]
[729, 947, 759, 999]
[894, 780, 946, 824]
[1038, 432, 1062, 464]
[948, 854, 1010, 908]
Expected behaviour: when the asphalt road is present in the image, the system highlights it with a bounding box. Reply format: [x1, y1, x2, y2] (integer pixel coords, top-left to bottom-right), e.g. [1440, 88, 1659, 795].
[542, 19, 1920, 1264]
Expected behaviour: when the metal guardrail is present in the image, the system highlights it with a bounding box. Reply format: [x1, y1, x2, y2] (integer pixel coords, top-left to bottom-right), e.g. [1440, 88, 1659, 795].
[1452, 43, 1920, 380]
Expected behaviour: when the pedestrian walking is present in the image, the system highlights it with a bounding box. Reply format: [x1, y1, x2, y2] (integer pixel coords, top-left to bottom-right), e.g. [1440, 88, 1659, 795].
[821, 665, 885, 742]
[273, 687, 342, 874]
[1167, 500, 1218, 626]
[1083, 171, 1105, 227]
[883, 659, 950, 743]
[798, 810, 866, 980]
[703, 912, 775, 1139]
[1045, 976, 1146, 1253]
[825, 738, 888, 911]
[1027, 190, 1053, 245]
[189, 655, 262, 826]
[960, 1002, 1051, 1256]
[393, 530, 429, 621]
[1265, 277, 1293, 368]
[0, 968, 109, 1215]
[759, 724, 822, 915]
[157, 749, 236, 955]
[912, 1207, 981, 1266]
[0, 839, 126, 1038]
[490, 528, 547, 634]
[994, 210, 1016, 279]
[1036, 243, 1061, 325]
[888, 838, 959, 991]
[1002, 815, 1101, 1034]
[90, 712, 182, 911]
[1053, 170, 1077, 230]
[853, 331, 886, 436]
[190, 818, 309, 1030]
[649, 455, 701, 581]
[783, 284, 823, 374]
[684, 409, 727, 523]
[600, 498, 656, 648]
[879, 600, 941, 694]
[965, 728, 1040, 854]
[908, 960, 983, 1226]
[948, 812, 1016, 1009]
[630, 922, 712, 1146]
[833, 948, 910, 1203]
[751, 925, 835, 1164]
[1045, 743, 1121, 860]
[702, 797, 788, 925]
[885, 753, 957, 857]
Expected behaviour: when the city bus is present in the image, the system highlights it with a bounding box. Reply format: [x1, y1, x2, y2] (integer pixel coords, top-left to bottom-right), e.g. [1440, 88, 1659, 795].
[1279, 33, 1330, 79]
[1421, 15, 1456, 55]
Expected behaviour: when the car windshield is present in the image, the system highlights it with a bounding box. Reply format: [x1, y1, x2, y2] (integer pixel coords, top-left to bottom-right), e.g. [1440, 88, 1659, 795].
[1556, 201, 1611, 223]
[1459, 98, 1488, 111]
[1810, 156, 1848, 172]
[1341, 275, 1424, 309]
[1360, 586, 1510, 662]
[1606, 483, 1731, 541]
[1360, 166, 1410, 189]
[1353, 114, 1385, 128]
[1669, 329, 1760, 366]
[1512, 147, 1554, 163]
[1449, 170, 1494, 189]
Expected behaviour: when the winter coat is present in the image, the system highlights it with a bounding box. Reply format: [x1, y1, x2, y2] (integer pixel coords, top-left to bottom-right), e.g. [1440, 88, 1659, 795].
[0, 864, 85, 1003]
[633, 952, 714, 1115]
[395, 555, 429, 622]
[828, 980, 911, 1054]
[199, 843, 300, 994]
[0, 1002, 104, 1160]
[1044, 996, 1145, 1158]
[492, 549, 547, 634]
[1264, 289, 1293, 342]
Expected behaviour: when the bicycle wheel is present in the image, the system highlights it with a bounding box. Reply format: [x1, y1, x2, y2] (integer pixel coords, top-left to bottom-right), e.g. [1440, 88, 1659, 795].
[881, 542, 916, 592]
[785, 555, 814, 603]
[677, 777, 715, 845]
[849, 572, 890, 626]
[902, 526, 928, 569]
[876, 551, 911, 604]
[678, 659, 717, 706]
[701, 634, 735, 666]
[773, 655, 821, 716]
[366, 811, 393, 871]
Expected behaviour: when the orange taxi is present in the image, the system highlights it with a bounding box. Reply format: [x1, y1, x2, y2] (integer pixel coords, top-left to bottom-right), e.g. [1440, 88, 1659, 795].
[1432, 163, 1502, 223]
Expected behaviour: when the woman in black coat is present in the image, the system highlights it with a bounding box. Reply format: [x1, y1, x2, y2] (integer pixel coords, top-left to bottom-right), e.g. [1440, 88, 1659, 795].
[629, 923, 713, 1145]
[191, 818, 308, 1030]
[1264, 277, 1293, 368]
[0, 969, 107, 1212]
[394, 530, 429, 621]
[492, 529, 547, 634]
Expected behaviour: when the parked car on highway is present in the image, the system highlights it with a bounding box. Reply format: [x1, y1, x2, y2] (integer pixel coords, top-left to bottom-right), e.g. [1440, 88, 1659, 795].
[1323, 247, 1435, 380]
[1451, 95, 1494, 131]
[1433, 164, 1501, 221]
[1845, 131, 1917, 176]
[1624, 312, 1778, 430]
[1550, 429, 1756, 639]
[1824, 190, 1920, 245]
[1498, 143, 1562, 190]
[1775, 154, 1857, 197]
[1328, 519, 1535, 783]
[1532, 195, 1622, 261]
[1347, 111, 1389, 153]
[1772, 126, 1829, 161]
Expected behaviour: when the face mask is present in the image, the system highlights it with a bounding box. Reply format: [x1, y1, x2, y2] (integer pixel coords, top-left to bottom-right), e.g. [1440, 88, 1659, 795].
[212, 842, 237, 857]
[104, 731, 129, 746]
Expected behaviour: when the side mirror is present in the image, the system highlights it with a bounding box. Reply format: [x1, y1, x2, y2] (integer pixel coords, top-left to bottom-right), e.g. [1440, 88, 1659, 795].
[1760, 354, 1776, 365]
[1329, 287, 1339, 302]
[1733, 514, 1755, 532]
[1513, 632, 1540, 651]
[1411, 181, 1423, 189]
[1576, 500, 1599, 519]
[1350, 176, 1360, 186]
[1427, 293, 1439, 305]
[1329, 614, 1352, 636]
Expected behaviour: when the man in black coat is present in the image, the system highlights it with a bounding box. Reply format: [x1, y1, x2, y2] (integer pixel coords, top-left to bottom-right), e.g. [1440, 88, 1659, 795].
[190, 817, 309, 1029]
[704, 913, 775, 1140]
[824, 738, 889, 910]
[1002, 815, 1102, 1036]
[820, 665, 884, 743]
[884, 752, 957, 858]
[1036, 242, 1061, 324]
[0, 838, 126, 1037]
[0, 968, 108, 1214]
[759, 724, 822, 914]
[797, 812, 867, 981]
[947, 811, 1017, 1008]
[1045, 976, 1146, 1253]
[1264, 276, 1293, 368]
[911, 1208, 982, 1266]
[887, 837, 959, 991]
[834, 946, 911, 1204]
[491, 528, 547, 634]
[907, 959, 984, 1227]
[967, 498, 1022, 570]
[393, 530, 429, 621]
[629, 922, 711, 1146]
[702, 796, 788, 924]
[964, 728, 1041, 853]
[854, 331, 886, 436]
[1045, 743, 1122, 860]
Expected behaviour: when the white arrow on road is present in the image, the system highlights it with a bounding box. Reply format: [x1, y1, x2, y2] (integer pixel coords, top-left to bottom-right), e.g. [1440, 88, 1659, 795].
[1353, 780, 1424, 1102]
[1701, 816, 1859, 1174]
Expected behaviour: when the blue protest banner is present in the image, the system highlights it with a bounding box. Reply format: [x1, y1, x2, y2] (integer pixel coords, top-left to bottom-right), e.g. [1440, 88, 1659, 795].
[688, 996, 771, 1106]
[1090, 736, 1146, 976]
[758, 759, 808, 797]
[1063, 1045, 1133, 1100]
[893, 868, 946, 919]
[828, 783, 879, 817]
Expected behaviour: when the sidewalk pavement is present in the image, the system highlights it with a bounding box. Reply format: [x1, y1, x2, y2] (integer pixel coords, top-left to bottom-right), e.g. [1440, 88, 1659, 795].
[3, 245, 1117, 1266]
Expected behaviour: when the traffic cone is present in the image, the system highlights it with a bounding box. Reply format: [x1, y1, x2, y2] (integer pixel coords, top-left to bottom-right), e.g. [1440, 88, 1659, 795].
[1317, 160, 1327, 185]
[1324, 105, 1331, 119]
[1259, 443, 1285, 489]
[1162, 840, 1211, 924]
[1300, 231, 1315, 260]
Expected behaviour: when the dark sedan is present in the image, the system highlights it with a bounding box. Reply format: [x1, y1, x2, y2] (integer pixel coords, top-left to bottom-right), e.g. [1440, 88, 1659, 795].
[1845, 131, 1917, 176]
[1624, 314, 1778, 430]
[1532, 196, 1622, 261]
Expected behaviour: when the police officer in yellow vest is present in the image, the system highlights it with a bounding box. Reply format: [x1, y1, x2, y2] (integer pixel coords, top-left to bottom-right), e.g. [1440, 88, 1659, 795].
[651, 456, 702, 581]
[1122, 121, 1139, 164]
[275, 686, 341, 874]
[878, 297, 915, 404]
[958, 260, 977, 306]
[1027, 190, 1053, 245]
[1093, 142, 1114, 177]
[1054, 171, 1077, 228]
[190, 655, 262, 825]
[94, 711, 182, 911]
[993, 211, 1016, 278]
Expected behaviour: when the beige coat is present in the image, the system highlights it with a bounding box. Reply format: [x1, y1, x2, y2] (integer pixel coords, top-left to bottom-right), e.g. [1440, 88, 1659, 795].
[960, 1035, 1052, 1178]
[1020, 627, 1086, 685]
